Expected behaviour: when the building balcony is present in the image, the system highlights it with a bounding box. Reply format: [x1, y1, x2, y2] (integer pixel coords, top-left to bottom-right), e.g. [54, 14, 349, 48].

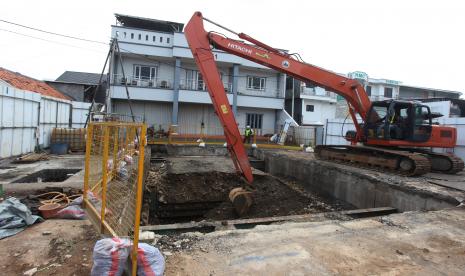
[112, 74, 173, 89]
[300, 87, 337, 102]
[179, 79, 233, 93]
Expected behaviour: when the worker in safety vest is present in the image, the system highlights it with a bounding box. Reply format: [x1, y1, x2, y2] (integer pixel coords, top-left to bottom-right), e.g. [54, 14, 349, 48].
[243, 125, 254, 144]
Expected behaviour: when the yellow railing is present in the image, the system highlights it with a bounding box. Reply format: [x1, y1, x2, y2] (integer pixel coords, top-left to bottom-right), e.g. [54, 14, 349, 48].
[83, 121, 147, 276]
[146, 123, 310, 150]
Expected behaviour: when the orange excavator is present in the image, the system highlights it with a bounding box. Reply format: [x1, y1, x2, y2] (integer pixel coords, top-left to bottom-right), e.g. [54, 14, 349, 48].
[184, 12, 464, 213]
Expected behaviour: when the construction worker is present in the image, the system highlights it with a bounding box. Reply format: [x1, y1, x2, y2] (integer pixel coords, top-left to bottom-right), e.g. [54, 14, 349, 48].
[243, 125, 254, 144]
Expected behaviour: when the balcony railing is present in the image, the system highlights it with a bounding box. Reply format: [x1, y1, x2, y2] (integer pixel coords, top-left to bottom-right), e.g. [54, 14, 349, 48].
[111, 75, 284, 98]
[112, 75, 173, 89]
[179, 79, 233, 93]
[300, 87, 336, 98]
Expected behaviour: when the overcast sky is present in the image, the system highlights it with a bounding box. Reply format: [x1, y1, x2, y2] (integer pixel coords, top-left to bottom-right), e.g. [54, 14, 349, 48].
[1, 0, 464, 93]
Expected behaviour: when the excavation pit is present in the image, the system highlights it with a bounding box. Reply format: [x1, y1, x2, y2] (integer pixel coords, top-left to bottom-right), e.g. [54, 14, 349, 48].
[143, 155, 354, 226]
[143, 145, 465, 232]
[12, 168, 81, 183]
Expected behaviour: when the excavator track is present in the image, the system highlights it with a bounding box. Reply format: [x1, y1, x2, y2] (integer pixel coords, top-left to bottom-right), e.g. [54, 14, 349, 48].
[404, 149, 464, 174]
[315, 145, 431, 176]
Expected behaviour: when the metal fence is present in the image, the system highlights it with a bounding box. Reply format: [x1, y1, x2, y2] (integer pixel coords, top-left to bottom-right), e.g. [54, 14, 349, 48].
[83, 121, 147, 276]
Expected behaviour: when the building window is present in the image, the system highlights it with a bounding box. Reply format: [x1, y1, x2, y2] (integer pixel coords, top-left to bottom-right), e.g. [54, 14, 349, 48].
[185, 70, 205, 90]
[384, 87, 393, 98]
[306, 105, 314, 112]
[167, 37, 170, 43]
[123, 32, 127, 38]
[153, 36, 156, 42]
[115, 31, 120, 37]
[131, 33, 134, 39]
[133, 65, 157, 82]
[247, 76, 266, 90]
[160, 36, 163, 43]
[138, 34, 141, 40]
[146, 35, 149, 41]
[246, 113, 263, 130]
[366, 85, 372, 96]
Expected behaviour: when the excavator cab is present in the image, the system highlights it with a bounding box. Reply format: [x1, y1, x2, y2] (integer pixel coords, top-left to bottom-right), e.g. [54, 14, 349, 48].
[364, 100, 433, 143]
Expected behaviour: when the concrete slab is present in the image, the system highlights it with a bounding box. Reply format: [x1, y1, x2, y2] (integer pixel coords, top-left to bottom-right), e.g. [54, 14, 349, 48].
[164, 207, 465, 275]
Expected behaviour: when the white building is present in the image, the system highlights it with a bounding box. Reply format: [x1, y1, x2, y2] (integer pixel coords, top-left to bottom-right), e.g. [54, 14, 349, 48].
[335, 71, 462, 118]
[108, 14, 288, 136]
[285, 79, 337, 125]
[286, 70, 462, 122]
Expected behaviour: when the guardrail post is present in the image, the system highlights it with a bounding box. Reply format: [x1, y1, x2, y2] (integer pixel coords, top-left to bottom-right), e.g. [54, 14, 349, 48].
[83, 124, 93, 204]
[99, 125, 111, 233]
[131, 124, 146, 276]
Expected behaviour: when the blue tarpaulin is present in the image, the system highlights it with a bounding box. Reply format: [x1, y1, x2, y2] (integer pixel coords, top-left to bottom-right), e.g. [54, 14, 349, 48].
[0, 197, 43, 239]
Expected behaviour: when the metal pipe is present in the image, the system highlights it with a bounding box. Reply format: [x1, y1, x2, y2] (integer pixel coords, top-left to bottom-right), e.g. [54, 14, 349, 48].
[203, 17, 239, 36]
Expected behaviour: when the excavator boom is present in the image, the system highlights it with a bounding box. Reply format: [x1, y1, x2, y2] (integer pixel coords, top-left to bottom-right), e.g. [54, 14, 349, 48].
[184, 12, 253, 184]
[185, 12, 463, 180]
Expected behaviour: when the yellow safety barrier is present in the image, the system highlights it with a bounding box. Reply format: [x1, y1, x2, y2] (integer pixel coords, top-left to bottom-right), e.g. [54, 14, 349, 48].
[83, 121, 147, 276]
[146, 123, 312, 150]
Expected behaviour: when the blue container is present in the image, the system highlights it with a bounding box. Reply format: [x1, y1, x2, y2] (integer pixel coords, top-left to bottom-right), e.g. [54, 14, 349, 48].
[50, 143, 69, 155]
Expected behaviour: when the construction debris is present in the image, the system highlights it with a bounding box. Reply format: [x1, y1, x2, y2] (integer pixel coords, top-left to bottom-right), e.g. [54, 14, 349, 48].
[13, 152, 49, 164]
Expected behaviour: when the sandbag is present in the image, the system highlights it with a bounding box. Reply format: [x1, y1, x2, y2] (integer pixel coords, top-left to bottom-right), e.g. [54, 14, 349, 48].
[91, 238, 131, 276]
[54, 205, 86, 219]
[137, 243, 165, 276]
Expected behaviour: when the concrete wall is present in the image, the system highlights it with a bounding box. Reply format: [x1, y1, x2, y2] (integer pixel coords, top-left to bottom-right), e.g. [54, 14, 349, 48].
[255, 150, 461, 212]
[47, 82, 85, 101]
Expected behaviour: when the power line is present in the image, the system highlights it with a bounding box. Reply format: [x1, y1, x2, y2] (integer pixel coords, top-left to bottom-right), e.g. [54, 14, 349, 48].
[0, 18, 280, 80]
[0, 28, 107, 54]
[0, 18, 107, 45]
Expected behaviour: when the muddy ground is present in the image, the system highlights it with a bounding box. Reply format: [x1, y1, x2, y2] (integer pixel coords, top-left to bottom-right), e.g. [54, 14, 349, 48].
[0, 220, 99, 276]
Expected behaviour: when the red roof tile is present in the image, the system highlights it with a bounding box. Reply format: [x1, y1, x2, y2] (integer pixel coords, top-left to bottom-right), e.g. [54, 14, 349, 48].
[0, 67, 69, 100]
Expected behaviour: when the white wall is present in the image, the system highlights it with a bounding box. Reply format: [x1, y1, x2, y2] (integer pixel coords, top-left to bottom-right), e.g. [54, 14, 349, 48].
[112, 26, 174, 48]
[367, 83, 399, 100]
[0, 83, 92, 158]
[114, 56, 175, 85]
[71, 101, 92, 128]
[423, 101, 451, 118]
[301, 99, 336, 125]
[0, 84, 40, 158]
[112, 100, 173, 128]
[39, 96, 71, 148]
[237, 68, 279, 98]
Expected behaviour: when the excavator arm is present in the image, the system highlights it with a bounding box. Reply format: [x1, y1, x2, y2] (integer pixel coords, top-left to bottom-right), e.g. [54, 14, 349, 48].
[184, 12, 254, 184]
[185, 11, 372, 183]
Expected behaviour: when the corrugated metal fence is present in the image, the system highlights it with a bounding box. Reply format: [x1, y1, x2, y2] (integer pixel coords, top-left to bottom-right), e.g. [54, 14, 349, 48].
[0, 84, 91, 158]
